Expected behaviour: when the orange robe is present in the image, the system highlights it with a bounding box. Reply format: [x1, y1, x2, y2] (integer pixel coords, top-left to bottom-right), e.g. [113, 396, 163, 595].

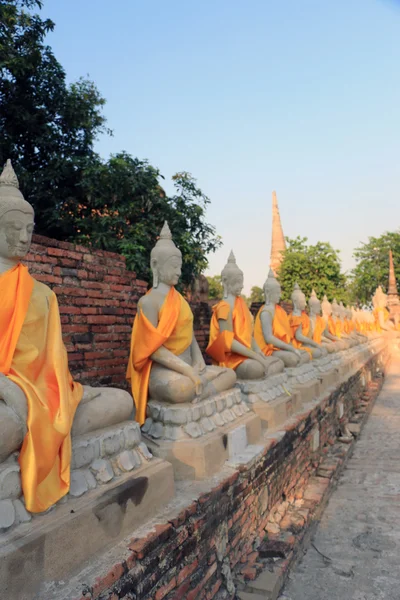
[206, 297, 252, 370]
[373, 307, 390, 333]
[289, 312, 313, 356]
[0, 264, 82, 513]
[254, 304, 292, 356]
[328, 316, 341, 338]
[127, 287, 193, 425]
[311, 315, 326, 344]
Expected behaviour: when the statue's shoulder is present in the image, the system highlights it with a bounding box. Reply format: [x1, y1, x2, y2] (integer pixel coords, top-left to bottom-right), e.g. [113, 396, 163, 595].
[32, 278, 55, 300]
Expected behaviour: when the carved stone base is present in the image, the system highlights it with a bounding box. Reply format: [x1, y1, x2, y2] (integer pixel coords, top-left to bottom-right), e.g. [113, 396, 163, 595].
[0, 458, 174, 600]
[0, 421, 157, 532]
[143, 390, 262, 479]
[236, 373, 301, 429]
[286, 363, 321, 404]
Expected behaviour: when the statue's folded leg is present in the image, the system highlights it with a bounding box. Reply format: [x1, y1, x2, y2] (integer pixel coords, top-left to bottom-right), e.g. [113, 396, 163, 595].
[149, 364, 196, 404]
[272, 350, 300, 368]
[0, 401, 25, 462]
[200, 365, 237, 398]
[235, 359, 265, 380]
[310, 347, 323, 359]
[299, 351, 311, 365]
[72, 387, 134, 437]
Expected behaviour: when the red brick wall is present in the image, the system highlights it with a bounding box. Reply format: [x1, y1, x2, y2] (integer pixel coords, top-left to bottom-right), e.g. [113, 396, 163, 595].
[24, 234, 148, 387]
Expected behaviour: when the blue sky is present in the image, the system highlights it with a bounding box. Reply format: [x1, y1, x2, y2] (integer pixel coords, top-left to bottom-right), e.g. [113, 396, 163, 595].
[43, 0, 400, 293]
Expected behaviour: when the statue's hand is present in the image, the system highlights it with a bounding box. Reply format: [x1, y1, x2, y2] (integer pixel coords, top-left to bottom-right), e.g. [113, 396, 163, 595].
[0, 374, 28, 436]
[187, 368, 203, 397]
[193, 362, 207, 376]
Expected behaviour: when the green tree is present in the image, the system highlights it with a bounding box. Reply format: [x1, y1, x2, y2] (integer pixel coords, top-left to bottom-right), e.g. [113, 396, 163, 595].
[249, 286, 263, 304]
[278, 236, 349, 303]
[207, 275, 223, 299]
[0, 0, 109, 238]
[72, 158, 221, 286]
[0, 1, 222, 287]
[350, 230, 400, 305]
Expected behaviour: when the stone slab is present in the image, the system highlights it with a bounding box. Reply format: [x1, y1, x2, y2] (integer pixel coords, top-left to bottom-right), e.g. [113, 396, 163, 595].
[0, 458, 174, 600]
[292, 379, 320, 405]
[250, 392, 302, 430]
[145, 412, 261, 480]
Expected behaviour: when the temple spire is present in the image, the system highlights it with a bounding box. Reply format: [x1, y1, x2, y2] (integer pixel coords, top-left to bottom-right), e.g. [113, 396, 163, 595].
[270, 191, 286, 275]
[388, 249, 398, 296]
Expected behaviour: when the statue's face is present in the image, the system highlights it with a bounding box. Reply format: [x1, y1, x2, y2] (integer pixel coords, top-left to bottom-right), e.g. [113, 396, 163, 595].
[265, 283, 281, 304]
[0, 210, 34, 261]
[296, 292, 306, 311]
[309, 300, 321, 316]
[226, 273, 243, 297]
[158, 254, 182, 286]
[322, 302, 332, 316]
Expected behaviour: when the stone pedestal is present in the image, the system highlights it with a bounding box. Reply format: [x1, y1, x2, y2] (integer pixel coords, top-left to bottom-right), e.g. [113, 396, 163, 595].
[237, 373, 301, 430]
[142, 390, 262, 479]
[0, 421, 175, 599]
[286, 363, 321, 404]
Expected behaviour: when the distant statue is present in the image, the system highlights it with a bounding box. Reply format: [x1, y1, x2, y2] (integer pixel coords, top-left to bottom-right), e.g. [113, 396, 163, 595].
[206, 252, 284, 379]
[0, 160, 133, 513]
[253, 269, 311, 367]
[289, 283, 326, 359]
[372, 286, 393, 331]
[127, 222, 236, 424]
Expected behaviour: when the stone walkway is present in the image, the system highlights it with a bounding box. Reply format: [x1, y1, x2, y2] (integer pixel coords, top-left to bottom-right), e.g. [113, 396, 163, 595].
[280, 353, 400, 600]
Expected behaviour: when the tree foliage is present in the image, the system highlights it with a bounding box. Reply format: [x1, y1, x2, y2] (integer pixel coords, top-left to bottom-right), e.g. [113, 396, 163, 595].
[249, 286, 263, 304]
[278, 236, 349, 303]
[207, 275, 223, 299]
[350, 230, 400, 305]
[0, 0, 109, 238]
[73, 159, 221, 285]
[0, 0, 222, 287]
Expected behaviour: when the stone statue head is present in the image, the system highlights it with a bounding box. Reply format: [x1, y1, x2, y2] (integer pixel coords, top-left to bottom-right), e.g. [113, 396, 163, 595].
[321, 295, 332, 317]
[150, 221, 182, 288]
[308, 289, 321, 317]
[0, 160, 34, 263]
[373, 286, 388, 309]
[346, 305, 353, 320]
[331, 299, 340, 318]
[221, 251, 243, 298]
[338, 301, 347, 320]
[263, 269, 281, 305]
[291, 282, 306, 311]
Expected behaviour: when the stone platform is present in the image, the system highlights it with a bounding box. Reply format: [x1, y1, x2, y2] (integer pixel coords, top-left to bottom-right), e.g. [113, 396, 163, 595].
[237, 373, 301, 429]
[142, 389, 262, 479]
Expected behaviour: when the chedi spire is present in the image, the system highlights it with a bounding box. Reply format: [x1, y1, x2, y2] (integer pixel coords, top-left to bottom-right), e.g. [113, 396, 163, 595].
[270, 191, 286, 275]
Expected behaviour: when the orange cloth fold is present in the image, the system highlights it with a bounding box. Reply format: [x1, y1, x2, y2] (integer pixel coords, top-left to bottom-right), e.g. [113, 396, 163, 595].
[328, 316, 341, 338]
[206, 297, 253, 370]
[254, 304, 292, 356]
[312, 315, 326, 344]
[289, 313, 313, 356]
[1, 265, 83, 513]
[127, 287, 193, 425]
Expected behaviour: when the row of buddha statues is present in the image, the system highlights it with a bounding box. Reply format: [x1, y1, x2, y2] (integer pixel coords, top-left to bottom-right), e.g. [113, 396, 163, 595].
[0, 159, 391, 517]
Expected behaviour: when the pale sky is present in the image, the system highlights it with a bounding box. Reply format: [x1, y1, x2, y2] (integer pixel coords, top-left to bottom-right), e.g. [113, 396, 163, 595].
[43, 0, 400, 294]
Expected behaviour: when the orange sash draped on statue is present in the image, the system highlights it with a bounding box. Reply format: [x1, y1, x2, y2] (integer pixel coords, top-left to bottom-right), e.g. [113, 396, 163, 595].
[127, 287, 193, 425]
[206, 297, 252, 370]
[289, 313, 313, 356]
[328, 316, 341, 338]
[312, 315, 326, 344]
[254, 304, 292, 356]
[1, 264, 83, 513]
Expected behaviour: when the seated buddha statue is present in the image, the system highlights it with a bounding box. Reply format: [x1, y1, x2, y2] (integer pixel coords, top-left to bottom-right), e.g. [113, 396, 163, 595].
[0, 160, 133, 514]
[253, 269, 310, 368]
[346, 305, 366, 342]
[332, 299, 357, 346]
[288, 283, 326, 359]
[206, 252, 284, 379]
[321, 295, 349, 350]
[372, 286, 393, 332]
[127, 222, 236, 425]
[308, 290, 337, 353]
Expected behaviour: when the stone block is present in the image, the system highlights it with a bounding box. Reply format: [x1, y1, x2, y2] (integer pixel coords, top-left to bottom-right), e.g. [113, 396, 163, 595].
[69, 470, 89, 497]
[0, 499, 15, 530]
[90, 458, 114, 483]
[0, 464, 21, 500]
[227, 424, 248, 458]
[13, 499, 31, 524]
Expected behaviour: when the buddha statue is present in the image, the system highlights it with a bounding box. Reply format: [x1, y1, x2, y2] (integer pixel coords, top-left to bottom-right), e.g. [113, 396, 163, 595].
[127, 222, 236, 425]
[372, 286, 393, 332]
[253, 269, 310, 368]
[321, 295, 348, 350]
[334, 300, 357, 346]
[206, 252, 284, 379]
[288, 283, 326, 359]
[307, 289, 337, 353]
[0, 160, 133, 514]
